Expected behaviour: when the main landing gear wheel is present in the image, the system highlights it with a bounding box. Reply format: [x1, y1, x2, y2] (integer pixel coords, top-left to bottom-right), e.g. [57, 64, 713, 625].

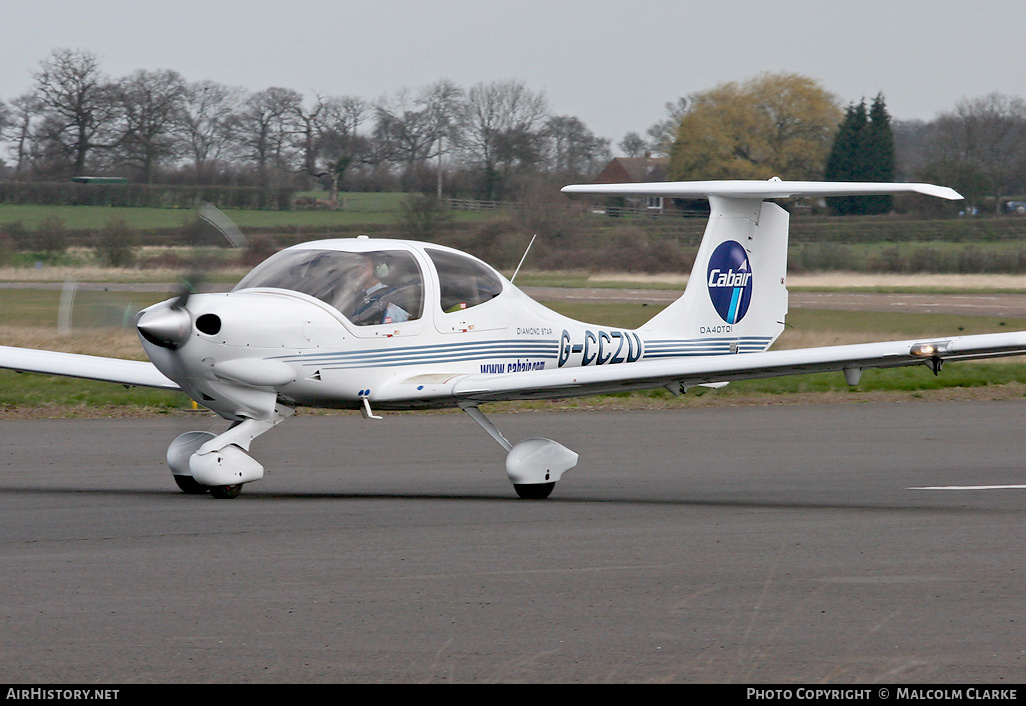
[209, 484, 243, 499]
[513, 482, 556, 500]
[174, 475, 208, 495]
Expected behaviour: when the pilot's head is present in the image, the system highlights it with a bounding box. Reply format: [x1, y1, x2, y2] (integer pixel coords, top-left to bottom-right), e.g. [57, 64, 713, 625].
[358, 254, 389, 285]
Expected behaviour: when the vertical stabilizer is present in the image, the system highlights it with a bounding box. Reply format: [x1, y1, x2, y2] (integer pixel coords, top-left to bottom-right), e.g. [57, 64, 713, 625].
[638, 196, 789, 354]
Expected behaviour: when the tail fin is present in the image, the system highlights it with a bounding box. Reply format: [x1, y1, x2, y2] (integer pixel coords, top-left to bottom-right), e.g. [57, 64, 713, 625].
[561, 180, 963, 354]
[639, 195, 788, 352]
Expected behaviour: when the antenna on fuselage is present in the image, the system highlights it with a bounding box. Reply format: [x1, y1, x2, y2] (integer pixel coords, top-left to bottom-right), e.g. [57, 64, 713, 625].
[510, 233, 537, 284]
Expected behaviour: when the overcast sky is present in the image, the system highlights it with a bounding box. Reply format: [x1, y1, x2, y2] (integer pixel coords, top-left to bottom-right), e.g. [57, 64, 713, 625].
[2, 0, 1023, 151]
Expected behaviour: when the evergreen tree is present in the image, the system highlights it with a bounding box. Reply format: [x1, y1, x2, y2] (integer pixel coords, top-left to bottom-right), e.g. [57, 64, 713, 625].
[864, 94, 895, 213]
[824, 95, 895, 215]
[824, 101, 867, 215]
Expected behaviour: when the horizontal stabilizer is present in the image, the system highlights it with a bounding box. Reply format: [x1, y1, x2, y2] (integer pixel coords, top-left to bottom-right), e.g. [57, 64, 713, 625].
[561, 179, 963, 201]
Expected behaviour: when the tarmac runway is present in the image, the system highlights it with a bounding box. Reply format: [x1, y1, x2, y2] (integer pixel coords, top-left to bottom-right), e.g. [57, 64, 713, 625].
[2, 402, 1026, 683]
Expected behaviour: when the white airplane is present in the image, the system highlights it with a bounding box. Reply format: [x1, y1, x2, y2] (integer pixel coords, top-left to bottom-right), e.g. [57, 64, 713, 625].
[3, 179, 1025, 499]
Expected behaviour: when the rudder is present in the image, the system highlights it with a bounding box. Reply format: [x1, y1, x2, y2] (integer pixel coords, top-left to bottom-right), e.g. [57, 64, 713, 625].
[638, 195, 789, 354]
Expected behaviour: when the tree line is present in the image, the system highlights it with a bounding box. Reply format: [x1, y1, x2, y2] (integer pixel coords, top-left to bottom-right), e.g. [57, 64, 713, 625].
[2, 51, 1025, 213]
[0, 49, 612, 201]
[622, 72, 1026, 215]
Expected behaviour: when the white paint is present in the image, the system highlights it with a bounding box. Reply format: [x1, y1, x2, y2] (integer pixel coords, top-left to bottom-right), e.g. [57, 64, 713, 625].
[908, 485, 1026, 491]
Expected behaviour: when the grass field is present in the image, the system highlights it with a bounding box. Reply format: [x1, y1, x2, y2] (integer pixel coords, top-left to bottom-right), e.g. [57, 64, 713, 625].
[2, 197, 1024, 414]
[0, 202, 395, 230]
[0, 284, 1024, 416]
[0, 192, 488, 231]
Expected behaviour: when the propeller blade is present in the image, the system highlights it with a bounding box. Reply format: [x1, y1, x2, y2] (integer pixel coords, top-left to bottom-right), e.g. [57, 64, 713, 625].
[170, 274, 203, 311]
[197, 202, 248, 249]
[139, 203, 243, 349]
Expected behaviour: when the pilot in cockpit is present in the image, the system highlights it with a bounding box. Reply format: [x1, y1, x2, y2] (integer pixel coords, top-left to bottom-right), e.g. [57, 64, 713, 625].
[350, 255, 411, 325]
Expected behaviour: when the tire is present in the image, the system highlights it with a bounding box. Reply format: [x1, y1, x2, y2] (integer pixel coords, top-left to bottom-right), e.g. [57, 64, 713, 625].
[209, 484, 243, 499]
[174, 475, 208, 495]
[513, 482, 555, 500]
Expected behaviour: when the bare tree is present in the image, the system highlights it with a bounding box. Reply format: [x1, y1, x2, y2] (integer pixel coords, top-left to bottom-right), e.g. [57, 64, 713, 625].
[460, 80, 549, 199]
[373, 87, 441, 188]
[291, 94, 329, 186]
[0, 99, 10, 170]
[645, 97, 688, 157]
[321, 95, 367, 138]
[32, 48, 119, 176]
[929, 94, 1026, 211]
[545, 115, 610, 179]
[892, 119, 935, 181]
[288, 93, 374, 199]
[371, 81, 466, 194]
[177, 80, 245, 183]
[5, 92, 44, 175]
[112, 69, 187, 182]
[316, 95, 370, 201]
[618, 131, 649, 158]
[420, 80, 464, 199]
[0, 99, 9, 141]
[234, 87, 302, 188]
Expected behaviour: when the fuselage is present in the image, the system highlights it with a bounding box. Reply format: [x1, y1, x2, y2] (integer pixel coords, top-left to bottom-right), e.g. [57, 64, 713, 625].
[137, 237, 763, 420]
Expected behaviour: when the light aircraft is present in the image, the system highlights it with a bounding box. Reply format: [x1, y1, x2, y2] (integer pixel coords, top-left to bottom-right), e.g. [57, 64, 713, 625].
[2, 179, 1025, 499]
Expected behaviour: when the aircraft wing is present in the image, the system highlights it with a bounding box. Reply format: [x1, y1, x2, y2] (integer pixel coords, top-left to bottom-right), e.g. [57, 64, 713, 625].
[0, 345, 180, 390]
[448, 331, 1026, 402]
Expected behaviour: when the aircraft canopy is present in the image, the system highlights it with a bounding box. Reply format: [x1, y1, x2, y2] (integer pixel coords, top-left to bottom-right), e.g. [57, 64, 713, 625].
[233, 244, 504, 325]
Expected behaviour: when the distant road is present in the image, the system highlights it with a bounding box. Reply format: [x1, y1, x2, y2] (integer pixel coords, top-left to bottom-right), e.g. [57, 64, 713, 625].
[2, 281, 1024, 317]
[520, 286, 1026, 317]
[788, 291, 1026, 318]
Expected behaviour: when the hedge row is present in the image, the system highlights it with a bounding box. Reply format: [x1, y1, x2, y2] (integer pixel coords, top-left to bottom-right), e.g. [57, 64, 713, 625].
[0, 182, 294, 210]
[790, 242, 1026, 274]
[788, 215, 1026, 244]
[584, 211, 1026, 245]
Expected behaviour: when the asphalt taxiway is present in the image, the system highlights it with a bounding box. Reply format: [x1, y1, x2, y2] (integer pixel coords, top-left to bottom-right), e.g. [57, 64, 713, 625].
[1, 402, 1025, 683]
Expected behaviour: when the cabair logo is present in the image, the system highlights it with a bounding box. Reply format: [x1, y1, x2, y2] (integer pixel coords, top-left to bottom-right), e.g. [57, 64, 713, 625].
[707, 240, 753, 324]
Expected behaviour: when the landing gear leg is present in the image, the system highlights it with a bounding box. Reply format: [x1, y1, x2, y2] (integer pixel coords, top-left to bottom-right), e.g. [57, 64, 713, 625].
[166, 404, 295, 498]
[460, 403, 578, 499]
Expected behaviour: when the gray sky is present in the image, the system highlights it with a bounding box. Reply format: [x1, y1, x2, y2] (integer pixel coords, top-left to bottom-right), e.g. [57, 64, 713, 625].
[2, 0, 1023, 151]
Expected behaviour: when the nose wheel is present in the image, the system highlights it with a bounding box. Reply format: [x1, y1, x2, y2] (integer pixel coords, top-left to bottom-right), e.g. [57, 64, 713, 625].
[209, 484, 243, 499]
[173, 473, 244, 499]
[173, 474, 208, 495]
[166, 406, 295, 499]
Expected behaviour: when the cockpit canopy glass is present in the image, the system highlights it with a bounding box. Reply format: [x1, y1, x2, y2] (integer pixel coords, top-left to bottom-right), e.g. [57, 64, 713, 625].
[427, 248, 503, 313]
[233, 248, 424, 326]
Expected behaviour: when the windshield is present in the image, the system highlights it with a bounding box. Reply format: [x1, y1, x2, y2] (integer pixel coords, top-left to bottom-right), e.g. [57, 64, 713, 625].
[234, 248, 424, 326]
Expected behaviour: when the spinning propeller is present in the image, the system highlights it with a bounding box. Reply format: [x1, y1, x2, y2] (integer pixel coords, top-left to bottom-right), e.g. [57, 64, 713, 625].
[135, 203, 245, 349]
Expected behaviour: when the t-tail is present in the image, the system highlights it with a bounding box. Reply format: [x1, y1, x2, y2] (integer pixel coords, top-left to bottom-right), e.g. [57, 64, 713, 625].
[561, 179, 962, 356]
